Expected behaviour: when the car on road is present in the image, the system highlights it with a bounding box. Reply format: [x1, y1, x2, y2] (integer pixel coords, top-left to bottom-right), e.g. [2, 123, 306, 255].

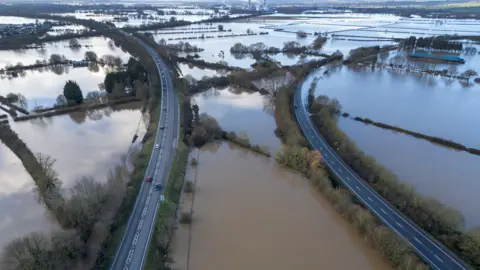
[146, 176, 153, 182]
[154, 184, 162, 191]
[160, 126, 165, 130]
[155, 144, 159, 149]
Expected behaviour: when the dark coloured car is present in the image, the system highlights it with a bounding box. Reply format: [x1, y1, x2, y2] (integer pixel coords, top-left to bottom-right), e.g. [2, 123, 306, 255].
[154, 184, 162, 191]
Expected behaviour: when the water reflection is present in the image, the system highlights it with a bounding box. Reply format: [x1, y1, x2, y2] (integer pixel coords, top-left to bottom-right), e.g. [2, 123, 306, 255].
[195, 87, 281, 151]
[10, 102, 145, 187]
[0, 141, 59, 250]
[338, 118, 480, 228]
[0, 66, 110, 110]
[305, 65, 480, 227]
[0, 37, 130, 69]
[0, 92, 145, 253]
[313, 65, 480, 147]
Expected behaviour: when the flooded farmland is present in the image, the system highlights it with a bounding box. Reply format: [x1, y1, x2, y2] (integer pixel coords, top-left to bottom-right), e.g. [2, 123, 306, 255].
[0, 102, 146, 249]
[305, 60, 480, 227]
[170, 142, 390, 270]
[1, 7, 480, 267]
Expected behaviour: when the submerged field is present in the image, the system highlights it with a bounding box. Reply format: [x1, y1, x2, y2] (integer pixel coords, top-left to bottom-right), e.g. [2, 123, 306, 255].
[1, 10, 479, 267]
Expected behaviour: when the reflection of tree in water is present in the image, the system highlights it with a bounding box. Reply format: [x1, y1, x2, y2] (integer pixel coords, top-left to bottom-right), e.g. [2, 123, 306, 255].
[262, 93, 275, 117]
[285, 52, 296, 59]
[68, 111, 86, 124]
[49, 65, 66, 75]
[107, 40, 116, 51]
[232, 53, 246, 60]
[141, 111, 150, 131]
[86, 108, 104, 121]
[459, 80, 474, 89]
[202, 140, 222, 154]
[201, 87, 221, 98]
[29, 116, 53, 129]
[427, 76, 437, 87]
[87, 63, 100, 73]
[103, 107, 113, 118]
[36, 46, 47, 56]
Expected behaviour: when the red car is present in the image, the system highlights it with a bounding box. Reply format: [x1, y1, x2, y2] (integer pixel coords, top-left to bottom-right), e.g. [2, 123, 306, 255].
[146, 176, 153, 182]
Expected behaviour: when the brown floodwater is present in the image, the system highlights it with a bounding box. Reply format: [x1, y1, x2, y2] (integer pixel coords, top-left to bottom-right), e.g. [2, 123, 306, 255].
[0, 102, 145, 250]
[170, 142, 390, 270]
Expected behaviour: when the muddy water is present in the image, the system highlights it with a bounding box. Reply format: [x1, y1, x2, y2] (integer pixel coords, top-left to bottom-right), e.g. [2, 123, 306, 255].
[194, 87, 281, 152]
[171, 142, 390, 270]
[0, 102, 145, 249]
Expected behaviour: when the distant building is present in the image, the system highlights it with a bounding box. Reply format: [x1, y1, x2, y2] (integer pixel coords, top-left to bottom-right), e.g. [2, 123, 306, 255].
[409, 52, 465, 64]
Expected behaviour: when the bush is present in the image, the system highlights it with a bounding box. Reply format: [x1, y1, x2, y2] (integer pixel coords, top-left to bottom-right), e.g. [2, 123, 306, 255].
[224, 131, 271, 157]
[191, 158, 198, 166]
[179, 212, 192, 224]
[63, 80, 83, 105]
[184, 180, 195, 193]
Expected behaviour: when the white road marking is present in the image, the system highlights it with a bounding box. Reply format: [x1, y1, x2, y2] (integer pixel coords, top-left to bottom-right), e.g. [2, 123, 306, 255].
[142, 207, 147, 217]
[132, 232, 139, 245]
[346, 176, 350, 181]
[355, 185, 360, 190]
[126, 250, 134, 264]
[396, 222, 404, 228]
[145, 196, 151, 205]
[380, 208, 387, 214]
[434, 254, 444, 263]
[367, 196, 372, 202]
[338, 168, 343, 173]
[414, 237, 422, 244]
[138, 219, 144, 230]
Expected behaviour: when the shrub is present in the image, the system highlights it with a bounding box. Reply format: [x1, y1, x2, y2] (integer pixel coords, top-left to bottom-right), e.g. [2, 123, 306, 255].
[191, 158, 198, 166]
[179, 212, 193, 224]
[184, 180, 194, 193]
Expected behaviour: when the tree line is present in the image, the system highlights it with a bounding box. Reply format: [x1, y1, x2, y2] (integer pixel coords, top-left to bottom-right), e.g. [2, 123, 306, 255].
[403, 35, 463, 51]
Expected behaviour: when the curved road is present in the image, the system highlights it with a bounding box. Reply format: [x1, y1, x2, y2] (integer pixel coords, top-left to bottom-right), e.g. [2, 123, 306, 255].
[293, 75, 471, 270]
[109, 33, 179, 270]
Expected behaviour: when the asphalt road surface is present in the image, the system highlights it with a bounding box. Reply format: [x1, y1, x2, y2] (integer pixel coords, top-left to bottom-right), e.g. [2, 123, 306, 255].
[293, 77, 471, 270]
[109, 33, 179, 270]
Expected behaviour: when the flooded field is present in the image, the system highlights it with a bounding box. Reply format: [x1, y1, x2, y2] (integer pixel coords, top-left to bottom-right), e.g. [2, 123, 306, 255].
[0, 36, 129, 68]
[170, 142, 390, 270]
[194, 87, 280, 152]
[1, 66, 110, 109]
[305, 63, 480, 227]
[1, 9, 480, 264]
[0, 102, 146, 249]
